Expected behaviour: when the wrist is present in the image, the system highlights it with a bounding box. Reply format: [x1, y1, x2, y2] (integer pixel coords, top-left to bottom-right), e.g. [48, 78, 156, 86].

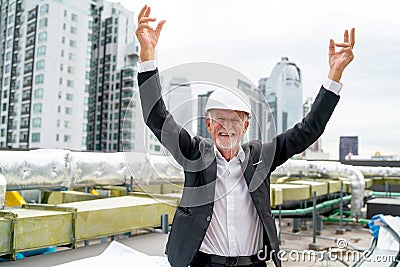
[328, 68, 343, 82]
[140, 49, 155, 62]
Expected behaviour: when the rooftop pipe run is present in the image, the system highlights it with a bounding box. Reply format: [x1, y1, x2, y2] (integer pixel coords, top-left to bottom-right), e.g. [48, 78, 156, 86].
[273, 160, 365, 218]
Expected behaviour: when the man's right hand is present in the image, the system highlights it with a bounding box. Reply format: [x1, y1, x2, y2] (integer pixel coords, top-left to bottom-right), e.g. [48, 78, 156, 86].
[135, 5, 166, 62]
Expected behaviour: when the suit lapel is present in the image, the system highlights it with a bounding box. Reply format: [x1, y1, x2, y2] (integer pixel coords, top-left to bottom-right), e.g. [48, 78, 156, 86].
[200, 139, 217, 205]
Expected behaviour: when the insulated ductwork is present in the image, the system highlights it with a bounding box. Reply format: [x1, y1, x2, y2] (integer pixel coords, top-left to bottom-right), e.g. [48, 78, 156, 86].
[0, 149, 183, 190]
[272, 160, 365, 218]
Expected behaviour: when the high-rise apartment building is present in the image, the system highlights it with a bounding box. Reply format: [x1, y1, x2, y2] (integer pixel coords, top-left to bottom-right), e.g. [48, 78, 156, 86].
[86, 1, 139, 152]
[237, 79, 270, 142]
[261, 57, 302, 134]
[0, 0, 93, 149]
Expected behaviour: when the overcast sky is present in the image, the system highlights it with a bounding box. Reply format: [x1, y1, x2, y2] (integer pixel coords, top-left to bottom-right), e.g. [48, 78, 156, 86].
[110, 0, 400, 159]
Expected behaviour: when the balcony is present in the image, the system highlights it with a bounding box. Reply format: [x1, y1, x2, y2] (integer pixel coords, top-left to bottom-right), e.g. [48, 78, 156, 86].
[22, 95, 31, 102]
[19, 137, 28, 143]
[21, 110, 30, 116]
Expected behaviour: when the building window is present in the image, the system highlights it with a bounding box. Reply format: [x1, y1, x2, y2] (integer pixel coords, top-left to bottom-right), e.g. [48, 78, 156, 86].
[66, 93, 73, 101]
[59, 77, 63, 85]
[69, 40, 77, 47]
[58, 92, 62, 99]
[64, 10, 67, 17]
[37, 45, 46, 56]
[61, 50, 64, 58]
[65, 107, 72, 115]
[33, 103, 42, 113]
[56, 134, 59, 141]
[60, 64, 64, 71]
[39, 18, 48, 28]
[70, 26, 77, 34]
[57, 106, 61, 113]
[38, 32, 47, 41]
[35, 74, 44, 84]
[34, 88, 43, 99]
[67, 80, 74, 88]
[2, 103, 6, 111]
[68, 52, 75, 61]
[40, 4, 49, 15]
[32, 118, 42, 128]
[57, 120, 60, 127]
[61, 36, 65, 44]
[36, 60, 45, 70]
[32, 133, 41, 142]
[67, 66, 75, 74]
[4, 77, 10, 86]
[8, 15, 14, 24]
[64, 121, 72, 129]
[71, 13, 78, 22]
[64, 135, 71, 142]
[7, 27, 13, 37]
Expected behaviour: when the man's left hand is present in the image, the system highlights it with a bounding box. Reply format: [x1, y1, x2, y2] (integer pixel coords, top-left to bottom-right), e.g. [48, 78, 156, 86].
[328, 28, 355, 82]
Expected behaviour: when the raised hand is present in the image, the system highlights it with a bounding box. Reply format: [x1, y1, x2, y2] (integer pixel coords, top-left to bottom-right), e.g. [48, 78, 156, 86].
[135, 5, 166, 61]
[328, 28, 355, 82]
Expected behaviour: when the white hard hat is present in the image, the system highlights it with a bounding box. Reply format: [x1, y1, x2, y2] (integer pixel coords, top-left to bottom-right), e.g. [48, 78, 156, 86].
[205, 88, 251, 116]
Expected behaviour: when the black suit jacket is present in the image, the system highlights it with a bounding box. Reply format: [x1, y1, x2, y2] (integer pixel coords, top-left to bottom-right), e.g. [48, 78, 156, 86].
[138, 69, 339, 267]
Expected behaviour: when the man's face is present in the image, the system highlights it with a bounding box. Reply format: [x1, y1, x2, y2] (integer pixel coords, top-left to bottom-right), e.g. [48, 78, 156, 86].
[206, 109, 249, 156]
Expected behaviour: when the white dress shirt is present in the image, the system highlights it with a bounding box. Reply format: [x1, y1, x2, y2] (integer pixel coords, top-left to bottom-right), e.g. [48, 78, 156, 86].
[199, 146, 263, 256]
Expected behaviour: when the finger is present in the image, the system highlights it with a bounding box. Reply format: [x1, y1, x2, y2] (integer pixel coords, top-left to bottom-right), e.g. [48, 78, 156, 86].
[329, 39, 335, 56]
[344, 29, 349, 43]
[139, 17, 156, 24]
[137, 5, 147, 23]
[155, 20, 166, 34]
[144, 5, 151, 17]
[350, 28, 355, 48]
[335, 42, 352, 47]
[336, 47, 353, 56]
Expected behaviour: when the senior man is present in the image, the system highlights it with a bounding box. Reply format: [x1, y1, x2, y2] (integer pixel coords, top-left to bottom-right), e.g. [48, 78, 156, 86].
[136, 5, 355, 267]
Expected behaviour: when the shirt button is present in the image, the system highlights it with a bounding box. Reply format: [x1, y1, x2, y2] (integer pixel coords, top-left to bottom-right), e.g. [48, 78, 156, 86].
[206, 216, 211, 222]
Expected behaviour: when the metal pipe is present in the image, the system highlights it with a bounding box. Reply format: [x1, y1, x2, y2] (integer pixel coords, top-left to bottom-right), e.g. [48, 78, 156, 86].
[312, 191, 317, 244]
[368, 191, 400, 198]
[272, 195, 352, 216]
[322, 216, 370, 225]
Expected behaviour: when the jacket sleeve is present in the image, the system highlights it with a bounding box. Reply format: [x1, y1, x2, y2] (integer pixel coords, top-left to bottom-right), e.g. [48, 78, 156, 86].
[138, 69, 197, 165]
[263, 87, 340, 172]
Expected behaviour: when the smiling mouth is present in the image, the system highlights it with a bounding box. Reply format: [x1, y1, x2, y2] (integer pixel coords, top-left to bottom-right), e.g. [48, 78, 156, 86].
[219, 132, 235, 137]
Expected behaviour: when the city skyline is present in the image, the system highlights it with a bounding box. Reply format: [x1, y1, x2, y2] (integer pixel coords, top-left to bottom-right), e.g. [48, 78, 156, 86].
[111, 0, 400, 159]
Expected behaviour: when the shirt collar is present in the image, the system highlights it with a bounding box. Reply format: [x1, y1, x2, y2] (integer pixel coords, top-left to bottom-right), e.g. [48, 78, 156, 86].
[214, 145, 245, 162]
